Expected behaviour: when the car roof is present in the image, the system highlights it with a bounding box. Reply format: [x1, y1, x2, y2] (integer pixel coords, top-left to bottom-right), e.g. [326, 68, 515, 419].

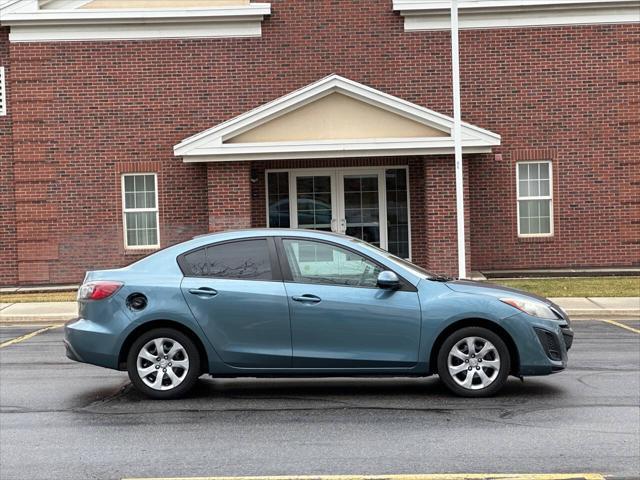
[192, 228, 346, 241]
[142, 228, 362, 265]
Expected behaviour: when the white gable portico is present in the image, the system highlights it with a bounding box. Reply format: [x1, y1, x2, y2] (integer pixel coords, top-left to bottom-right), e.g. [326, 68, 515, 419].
[174, 75, 501, 162]
[175, 75, 501, 265]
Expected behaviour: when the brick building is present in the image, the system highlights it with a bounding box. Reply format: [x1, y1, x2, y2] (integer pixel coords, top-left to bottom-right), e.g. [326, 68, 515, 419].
[0, 0, 638, 286]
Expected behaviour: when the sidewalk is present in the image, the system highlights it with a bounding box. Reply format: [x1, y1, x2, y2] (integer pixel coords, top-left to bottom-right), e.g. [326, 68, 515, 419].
[0, 297, 638, 324]
[550, 297, 639, 319]
[0, 302, 78, 323]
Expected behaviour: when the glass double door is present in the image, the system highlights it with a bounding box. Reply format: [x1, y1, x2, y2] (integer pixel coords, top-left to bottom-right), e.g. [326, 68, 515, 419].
[292, 170, 385, 248]
[267, 167, 410, 257]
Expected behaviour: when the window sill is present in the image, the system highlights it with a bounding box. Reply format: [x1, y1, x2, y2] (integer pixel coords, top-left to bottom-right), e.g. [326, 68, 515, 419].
[517, 235, 555, 243]
[124, 247, 160, 256]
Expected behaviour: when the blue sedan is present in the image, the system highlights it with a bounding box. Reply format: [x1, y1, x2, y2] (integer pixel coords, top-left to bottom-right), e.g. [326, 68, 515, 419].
[65, 229, 573, 399]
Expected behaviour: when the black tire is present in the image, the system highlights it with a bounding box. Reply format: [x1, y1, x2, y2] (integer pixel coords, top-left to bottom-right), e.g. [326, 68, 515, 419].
[127, 328, 201, 400]
[437, 326, 511, 397]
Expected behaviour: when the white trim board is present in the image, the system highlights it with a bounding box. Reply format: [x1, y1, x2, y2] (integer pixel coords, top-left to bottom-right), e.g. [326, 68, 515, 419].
[0, 0, 271, 41]
[174, 74, 501, 162]
[393, 0, 640, 30]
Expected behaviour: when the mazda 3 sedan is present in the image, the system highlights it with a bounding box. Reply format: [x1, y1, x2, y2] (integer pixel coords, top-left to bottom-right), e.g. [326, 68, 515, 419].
[65, 229, 573, 399]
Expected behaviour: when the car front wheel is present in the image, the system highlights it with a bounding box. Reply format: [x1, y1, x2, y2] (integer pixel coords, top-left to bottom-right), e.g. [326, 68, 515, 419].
[127, 328, 201, 399]
[437, 326, 511, 397]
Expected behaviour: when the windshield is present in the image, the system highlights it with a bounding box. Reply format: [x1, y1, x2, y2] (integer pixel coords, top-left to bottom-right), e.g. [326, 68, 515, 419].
[346, 237, 436, 279]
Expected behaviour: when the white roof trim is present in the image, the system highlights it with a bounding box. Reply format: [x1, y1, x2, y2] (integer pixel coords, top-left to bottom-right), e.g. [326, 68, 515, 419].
[0, 0, 271, 41]
[174, 74, 501, 162]
[393, 0, 640, 31]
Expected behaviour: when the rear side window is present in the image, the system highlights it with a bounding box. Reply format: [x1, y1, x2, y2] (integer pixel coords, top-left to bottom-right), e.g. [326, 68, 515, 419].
[179, 239, 272, 280]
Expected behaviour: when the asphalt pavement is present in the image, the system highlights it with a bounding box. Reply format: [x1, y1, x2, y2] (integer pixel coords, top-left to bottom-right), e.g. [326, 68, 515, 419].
[0, 319, 638, 480]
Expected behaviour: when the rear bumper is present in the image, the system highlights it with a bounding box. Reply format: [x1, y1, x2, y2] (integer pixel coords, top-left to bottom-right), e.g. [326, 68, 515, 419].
[64, 317, 120, 370]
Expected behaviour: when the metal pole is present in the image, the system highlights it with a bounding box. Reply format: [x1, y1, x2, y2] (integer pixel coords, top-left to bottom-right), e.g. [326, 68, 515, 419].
[451, 0, 466, 279]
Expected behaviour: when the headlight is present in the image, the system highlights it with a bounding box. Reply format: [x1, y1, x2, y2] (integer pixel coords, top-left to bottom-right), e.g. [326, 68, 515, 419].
[500, 297, 558, 319]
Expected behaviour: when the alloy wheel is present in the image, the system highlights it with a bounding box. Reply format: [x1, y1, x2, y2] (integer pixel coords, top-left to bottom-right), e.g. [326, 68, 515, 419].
[447, 336, 501, 390]
[136, 337, 190, 391]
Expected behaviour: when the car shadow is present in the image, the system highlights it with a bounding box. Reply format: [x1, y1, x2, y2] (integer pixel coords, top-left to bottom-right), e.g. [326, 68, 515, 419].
[180, 375, 565, 401]
[74, 376, 566, 418]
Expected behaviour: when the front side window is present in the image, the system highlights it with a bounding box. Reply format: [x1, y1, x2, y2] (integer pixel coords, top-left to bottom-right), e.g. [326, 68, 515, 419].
[122, 174, 159, 249]
[517, 162, 553, 236]
[282, 239, 382, 288]
[180, 239, 272, 280]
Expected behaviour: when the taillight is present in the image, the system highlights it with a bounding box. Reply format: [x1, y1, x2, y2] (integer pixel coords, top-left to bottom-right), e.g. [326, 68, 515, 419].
[78, 281, 123, 301]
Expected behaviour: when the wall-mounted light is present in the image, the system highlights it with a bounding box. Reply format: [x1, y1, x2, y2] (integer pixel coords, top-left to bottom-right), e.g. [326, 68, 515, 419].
[250, 169, 259, 184]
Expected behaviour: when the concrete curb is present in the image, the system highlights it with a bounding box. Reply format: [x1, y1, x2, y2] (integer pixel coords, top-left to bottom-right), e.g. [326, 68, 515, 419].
[0, 316, 76, 324]
[568, 314, 640, 320]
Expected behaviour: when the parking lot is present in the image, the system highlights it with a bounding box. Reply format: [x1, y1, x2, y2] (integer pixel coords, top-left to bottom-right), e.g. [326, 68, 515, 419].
[0, 319, 638, 480]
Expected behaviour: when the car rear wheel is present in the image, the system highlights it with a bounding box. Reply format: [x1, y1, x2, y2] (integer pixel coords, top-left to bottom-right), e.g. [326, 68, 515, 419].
[437, 326, 511, 397]
[127, 328, 201, 399]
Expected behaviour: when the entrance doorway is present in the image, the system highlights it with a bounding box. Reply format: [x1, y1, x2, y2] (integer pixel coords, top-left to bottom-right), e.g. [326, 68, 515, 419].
[266, 167, 410, 258]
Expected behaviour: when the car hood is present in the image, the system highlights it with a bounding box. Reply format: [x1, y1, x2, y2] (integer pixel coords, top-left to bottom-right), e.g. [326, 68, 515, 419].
[445, 280, 568, 321]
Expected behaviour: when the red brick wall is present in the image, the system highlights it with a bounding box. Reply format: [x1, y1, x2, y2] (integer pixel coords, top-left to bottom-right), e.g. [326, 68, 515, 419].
[465, 26, 640, 270]
[0, 0, 637, 285]
[207, 162, 252, 232]
[0, 28, 17, 285]
[423, 157, 471, 276]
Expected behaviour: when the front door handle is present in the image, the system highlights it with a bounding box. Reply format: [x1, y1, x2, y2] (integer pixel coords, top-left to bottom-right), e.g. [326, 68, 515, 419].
[189, 287, 218, 297]
[292, 294, 321, 304]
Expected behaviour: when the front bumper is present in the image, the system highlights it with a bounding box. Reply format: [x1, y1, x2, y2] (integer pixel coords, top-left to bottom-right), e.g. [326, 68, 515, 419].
[561, 326, 574, 350]
[508, 312, 573, 376]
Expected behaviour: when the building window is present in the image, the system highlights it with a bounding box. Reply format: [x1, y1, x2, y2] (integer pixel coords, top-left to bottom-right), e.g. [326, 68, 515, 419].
[0, 67, 6, 116]
[385, 168, 410, 259]
[517, 161, 553, 236]
[267, 172, 290, 228]
[122, 173, 160, 249]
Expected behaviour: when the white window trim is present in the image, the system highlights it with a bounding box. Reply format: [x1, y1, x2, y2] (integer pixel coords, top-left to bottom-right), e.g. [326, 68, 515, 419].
[121, 173, 161, 250]
[516, 161, 554, 238]
[265, 165, 412, 260]
[0, 67, 6, 117]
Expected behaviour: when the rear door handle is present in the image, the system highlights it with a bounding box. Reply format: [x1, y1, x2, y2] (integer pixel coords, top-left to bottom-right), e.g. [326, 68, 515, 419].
[189, 287, 218, 297]
[292, 294, 321, 304]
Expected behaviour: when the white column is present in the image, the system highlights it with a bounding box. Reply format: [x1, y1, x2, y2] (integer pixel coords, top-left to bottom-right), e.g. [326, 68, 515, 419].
[451, 0, 467, 279]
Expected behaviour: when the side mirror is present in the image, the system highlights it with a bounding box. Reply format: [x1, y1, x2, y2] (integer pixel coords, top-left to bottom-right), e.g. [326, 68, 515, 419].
[377, 271, 400, 290]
